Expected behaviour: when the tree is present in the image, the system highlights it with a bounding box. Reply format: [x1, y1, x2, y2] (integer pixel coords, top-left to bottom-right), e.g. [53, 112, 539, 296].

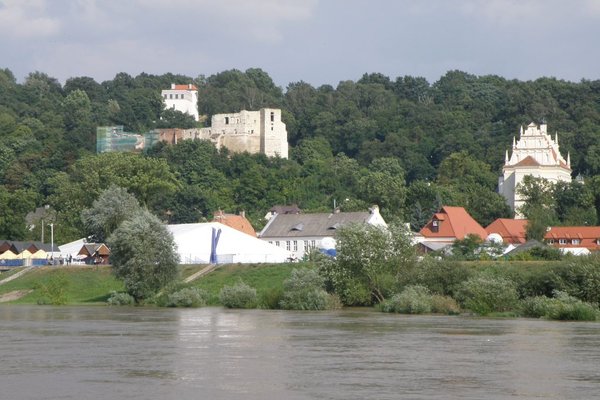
[107, 209, 179, 302]
[81, 185, 142, 242]
[320, 223, 416, 306]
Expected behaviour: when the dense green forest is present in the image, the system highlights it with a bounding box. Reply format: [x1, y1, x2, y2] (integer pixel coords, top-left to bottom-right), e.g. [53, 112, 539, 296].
[1, 67, 600, 244]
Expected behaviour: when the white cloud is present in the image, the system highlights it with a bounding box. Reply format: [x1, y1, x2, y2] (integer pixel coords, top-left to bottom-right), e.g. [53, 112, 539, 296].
[0, 0, 60, 38]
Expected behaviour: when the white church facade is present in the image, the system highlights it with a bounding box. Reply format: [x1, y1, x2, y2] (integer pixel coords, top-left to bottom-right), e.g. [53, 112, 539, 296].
[161, 84, 199, 121]
[498, 122, 572, 217]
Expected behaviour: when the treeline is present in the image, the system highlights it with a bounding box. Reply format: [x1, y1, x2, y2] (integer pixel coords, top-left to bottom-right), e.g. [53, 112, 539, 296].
[1, 67, 600, 243]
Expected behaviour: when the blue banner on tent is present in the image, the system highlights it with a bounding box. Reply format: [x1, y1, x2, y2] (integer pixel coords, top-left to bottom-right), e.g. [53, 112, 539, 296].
[209, 227, 222, 264]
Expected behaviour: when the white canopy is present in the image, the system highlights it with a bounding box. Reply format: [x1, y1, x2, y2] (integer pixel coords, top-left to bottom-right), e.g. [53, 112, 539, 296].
[168, 222, 291, 264]
[59, 238, 86, 259]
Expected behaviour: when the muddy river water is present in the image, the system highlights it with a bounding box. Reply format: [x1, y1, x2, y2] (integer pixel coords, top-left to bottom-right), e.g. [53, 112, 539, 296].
[1, 306, 599, 399]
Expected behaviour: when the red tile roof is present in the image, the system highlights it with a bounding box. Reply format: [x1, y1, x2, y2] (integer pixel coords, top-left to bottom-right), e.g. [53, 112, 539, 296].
[419, 206, 487, 240]
[212, 211, 256, 237]
[544, 226, 600, 250]
[486, 219, 528, 244]
[171, 84, 198, 91]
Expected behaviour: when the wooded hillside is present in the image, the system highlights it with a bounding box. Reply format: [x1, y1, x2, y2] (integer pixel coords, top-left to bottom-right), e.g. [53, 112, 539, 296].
[1, 67, 599, 243]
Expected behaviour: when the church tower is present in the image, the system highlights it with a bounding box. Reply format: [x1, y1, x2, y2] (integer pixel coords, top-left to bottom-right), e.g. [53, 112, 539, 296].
[498, 122, 571, 217]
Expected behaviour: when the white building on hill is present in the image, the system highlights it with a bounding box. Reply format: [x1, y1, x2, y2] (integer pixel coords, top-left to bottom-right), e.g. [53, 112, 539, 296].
[157, 108, 289, 159]
[498, 122, 572, 217]
[161, 84, 199, 121]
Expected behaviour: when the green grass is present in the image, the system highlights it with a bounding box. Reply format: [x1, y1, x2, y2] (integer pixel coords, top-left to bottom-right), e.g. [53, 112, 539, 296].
[0, 263, 309, 306]
[190, 262, 310, 304]
[0, 266, 123, 304]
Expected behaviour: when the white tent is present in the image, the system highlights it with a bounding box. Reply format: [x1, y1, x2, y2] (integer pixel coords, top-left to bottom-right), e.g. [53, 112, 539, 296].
[168, 222, 291, 264]
[59, 238, 86, 259]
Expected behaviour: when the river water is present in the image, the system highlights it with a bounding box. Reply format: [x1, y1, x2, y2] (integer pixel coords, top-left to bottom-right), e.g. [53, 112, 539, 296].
[1, 306, 599, 400]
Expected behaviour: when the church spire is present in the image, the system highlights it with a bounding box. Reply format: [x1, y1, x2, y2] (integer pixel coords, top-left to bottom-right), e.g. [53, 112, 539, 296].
[555, 131, 558, 145]
[512, 136, 516, 148]
[567, 152, 571, 168]
[519, 125, 523, 136]
[505, 150, 509, 164]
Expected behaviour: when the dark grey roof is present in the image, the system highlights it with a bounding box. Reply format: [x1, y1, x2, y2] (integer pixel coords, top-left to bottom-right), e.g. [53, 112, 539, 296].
[504, 239, 546, 256]
[269, 204, 301, 215]
[259, 211, 373, 238]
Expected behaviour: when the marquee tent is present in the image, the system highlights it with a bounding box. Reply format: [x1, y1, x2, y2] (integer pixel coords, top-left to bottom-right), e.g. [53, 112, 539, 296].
[168, 222, 291, 264]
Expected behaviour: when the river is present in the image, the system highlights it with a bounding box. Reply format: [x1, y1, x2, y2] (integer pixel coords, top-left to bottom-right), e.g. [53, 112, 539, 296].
[1, 306, 599, 400]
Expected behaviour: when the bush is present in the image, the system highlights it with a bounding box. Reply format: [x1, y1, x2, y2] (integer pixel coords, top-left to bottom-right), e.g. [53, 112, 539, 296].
[521, 291, 598, 321]
[430, 294, 461, 315]
[219, 281, 257, 309]
[458, 275, 519, 315]
[400, 258, 474, 297]
[258, 287, 284, 309]
[166, 287, 208, 308]
[36, 271, 69, 305]
[520, 295, 556, 318]
[107, 291, 135, 306]
[381, 285, 432, 314]
[279, 268, 332, 310]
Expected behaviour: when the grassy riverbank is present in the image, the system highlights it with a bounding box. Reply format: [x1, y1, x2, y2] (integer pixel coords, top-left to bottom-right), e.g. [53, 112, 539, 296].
[1, 260, 598, 322]
[0, 263, 305, 305]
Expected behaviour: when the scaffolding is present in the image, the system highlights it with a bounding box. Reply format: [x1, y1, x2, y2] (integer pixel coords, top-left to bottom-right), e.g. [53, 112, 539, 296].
[96, 126, 160, 153]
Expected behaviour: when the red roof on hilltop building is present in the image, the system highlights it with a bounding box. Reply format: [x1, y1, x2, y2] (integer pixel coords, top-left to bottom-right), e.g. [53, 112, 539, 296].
[169, 84, 198, 91]
[419, 206, 487, 240]
[545, 226, 600, 251]
[486, 218, 528, 244]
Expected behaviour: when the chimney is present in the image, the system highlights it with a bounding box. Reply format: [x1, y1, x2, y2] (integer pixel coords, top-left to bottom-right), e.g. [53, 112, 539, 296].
[188, 83, 192, 89]
[171, 83, 175, 89]
[240, 210, 245, 218]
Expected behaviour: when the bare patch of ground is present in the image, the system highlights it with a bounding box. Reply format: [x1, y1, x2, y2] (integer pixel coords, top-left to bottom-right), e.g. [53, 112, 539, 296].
[0, 289, 33, 303]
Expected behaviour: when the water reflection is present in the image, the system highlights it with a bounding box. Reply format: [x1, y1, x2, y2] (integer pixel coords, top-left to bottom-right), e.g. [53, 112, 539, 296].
[1, 306, 599, 400]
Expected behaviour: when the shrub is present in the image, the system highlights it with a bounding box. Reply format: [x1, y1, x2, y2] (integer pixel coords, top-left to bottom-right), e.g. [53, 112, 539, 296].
[521, 291, 598, 321]
[458, 275, 519, 315]
[258, 287, 284, 309]
[166, 287, 208, 308]
[430, 294, 461, 315]
[381, 285, 432, 314]
[107, 291, 135, 306]
[547, 291, 598, 321]
[400, 258, 474, 297]
[279, 268, 332, 310]
[219, 281, 257, 309]
[36, 271, 69, 305]
[520, 295, 557, 318]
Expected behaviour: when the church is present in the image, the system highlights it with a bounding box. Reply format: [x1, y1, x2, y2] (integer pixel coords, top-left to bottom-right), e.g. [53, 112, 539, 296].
[498, 122, 572, 217]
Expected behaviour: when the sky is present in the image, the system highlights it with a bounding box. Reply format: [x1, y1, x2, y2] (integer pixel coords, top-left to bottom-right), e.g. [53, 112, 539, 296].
[2, 0, 600, 88]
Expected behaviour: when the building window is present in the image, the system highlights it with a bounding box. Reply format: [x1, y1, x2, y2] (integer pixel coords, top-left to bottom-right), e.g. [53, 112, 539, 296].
[431, 220, 439, 233]
[286, 241, 291, 251]
[572, 239, 580, 245]
[293, 241, 298, 251]
[311, 240, 316, 249]
[547, 239, 554, 244]
[275, 241, 280, 247]
[270, 112, 275, 122]
[225, 117, 229, 124]
[559, 239, 567, 245]
[169, 94, 173, 99]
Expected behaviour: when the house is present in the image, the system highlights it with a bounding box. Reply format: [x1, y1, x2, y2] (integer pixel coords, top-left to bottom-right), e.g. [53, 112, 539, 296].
[212, 210, 257, 237]
[0, 240, 53, 267]
[417, 206, 488, 252]
[498, 122, 572, 217]
[78, 243, 111, 265]
[486, 218, 528, 244]
[161, 83, 199, 121]
[258, 206, 387, 259]
[544, 226, 600, 254]
[264, 204, 301, 221]
[167, 222, 290, 264]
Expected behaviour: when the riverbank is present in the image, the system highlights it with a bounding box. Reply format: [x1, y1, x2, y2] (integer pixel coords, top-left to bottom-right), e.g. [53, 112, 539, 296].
[0, 263, 303, 305]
